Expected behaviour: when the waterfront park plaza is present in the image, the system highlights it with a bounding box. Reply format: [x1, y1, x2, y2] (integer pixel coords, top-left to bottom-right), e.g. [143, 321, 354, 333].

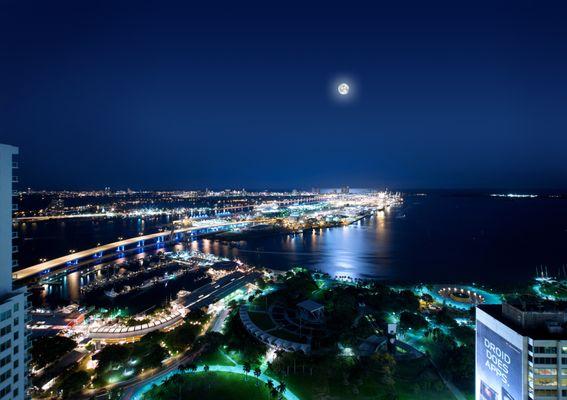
[38, 265, 500, 400]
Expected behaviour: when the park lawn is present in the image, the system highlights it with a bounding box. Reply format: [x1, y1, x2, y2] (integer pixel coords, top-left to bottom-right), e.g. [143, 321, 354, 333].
[195, 349, 236, 367]
[540, 282, 567, 299]
[249, 311, 277, 331]
[281, 374, 452, 399]
[223, 349, 261, 367]
[267, 357, 453, 400]
[143, 371, 272, 400]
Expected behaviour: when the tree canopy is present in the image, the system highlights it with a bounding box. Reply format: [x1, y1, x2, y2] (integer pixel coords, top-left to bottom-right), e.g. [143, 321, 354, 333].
[31, 335, 77, 369]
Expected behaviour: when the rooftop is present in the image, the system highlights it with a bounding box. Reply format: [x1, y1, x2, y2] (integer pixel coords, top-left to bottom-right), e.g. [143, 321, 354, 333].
[297, 299, 324, 313]
[479, 301, 567, 339]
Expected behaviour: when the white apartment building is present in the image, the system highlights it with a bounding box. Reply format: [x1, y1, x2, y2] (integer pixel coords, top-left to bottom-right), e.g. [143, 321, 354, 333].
[0, 144, 29, 399]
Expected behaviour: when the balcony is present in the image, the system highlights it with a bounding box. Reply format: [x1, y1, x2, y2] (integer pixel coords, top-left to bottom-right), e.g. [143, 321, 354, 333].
[12, 259, 18, 269]
[12, 175, 18, 184]
[12, 245, 18, 254]
[12, 203, 18, 211]
[12, 161, 18, 169]
[12, 231, 17, 240]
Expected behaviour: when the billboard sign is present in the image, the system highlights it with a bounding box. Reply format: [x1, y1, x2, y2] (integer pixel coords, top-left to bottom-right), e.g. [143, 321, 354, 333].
[476, 320, 523, 400]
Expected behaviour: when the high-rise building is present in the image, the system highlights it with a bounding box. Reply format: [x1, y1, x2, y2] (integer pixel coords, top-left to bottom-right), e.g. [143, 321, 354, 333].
[477, 301, 567, 400]
[0, 144, 29, 400]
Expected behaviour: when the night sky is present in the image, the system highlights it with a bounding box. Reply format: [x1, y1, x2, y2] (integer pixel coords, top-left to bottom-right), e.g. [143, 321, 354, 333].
[1, 0, 567, 190]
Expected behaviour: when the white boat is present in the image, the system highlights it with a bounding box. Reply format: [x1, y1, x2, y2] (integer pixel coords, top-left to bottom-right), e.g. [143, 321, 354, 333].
[104, 288, 119, 298]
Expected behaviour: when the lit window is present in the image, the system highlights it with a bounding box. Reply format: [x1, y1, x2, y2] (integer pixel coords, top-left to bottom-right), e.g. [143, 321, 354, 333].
[534, 377, 557, 387]
[535, 368, 557, 376]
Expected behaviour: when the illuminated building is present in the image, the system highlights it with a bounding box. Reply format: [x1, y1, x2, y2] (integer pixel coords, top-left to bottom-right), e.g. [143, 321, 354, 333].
[477, 302, 567, 400]
[0, 144, 29, 399]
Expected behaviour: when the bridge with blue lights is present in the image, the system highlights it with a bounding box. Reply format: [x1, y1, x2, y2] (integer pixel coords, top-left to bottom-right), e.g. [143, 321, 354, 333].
[13, 220, 258, 282]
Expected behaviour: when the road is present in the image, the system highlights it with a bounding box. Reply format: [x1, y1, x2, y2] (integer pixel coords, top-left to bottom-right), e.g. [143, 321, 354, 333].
[85, 345, 206, 400]
[180, 270, 262, 310]
[210, 308, 230, 332]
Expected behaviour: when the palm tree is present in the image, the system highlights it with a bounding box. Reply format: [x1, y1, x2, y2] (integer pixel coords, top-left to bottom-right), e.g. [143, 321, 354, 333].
[270, 387, 279, 399]
[277, 381, 286, 398]
[253, 367, 261, 386]
[243, 361, 251, 381]
[167, 373, 185, 400]
[189, 363, 198, 373]
[266, 379, 274, 399]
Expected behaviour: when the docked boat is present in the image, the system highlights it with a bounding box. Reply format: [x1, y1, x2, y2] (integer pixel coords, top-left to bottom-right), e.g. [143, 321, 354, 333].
[104, 288, 119, 298]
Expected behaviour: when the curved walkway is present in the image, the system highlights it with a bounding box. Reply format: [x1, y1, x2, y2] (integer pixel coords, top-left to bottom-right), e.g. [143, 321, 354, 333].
[129, 364, 300, 400]
[417, 284, 501, 310]
[240, 305, 310, 353]
[89, 310, 184, 340]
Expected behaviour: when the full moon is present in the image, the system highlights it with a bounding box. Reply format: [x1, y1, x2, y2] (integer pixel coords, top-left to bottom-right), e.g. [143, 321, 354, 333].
[338, 83, 350, 96]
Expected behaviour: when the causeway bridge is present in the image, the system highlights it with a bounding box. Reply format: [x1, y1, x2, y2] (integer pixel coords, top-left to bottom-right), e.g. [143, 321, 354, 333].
[13, 220, 256, 282]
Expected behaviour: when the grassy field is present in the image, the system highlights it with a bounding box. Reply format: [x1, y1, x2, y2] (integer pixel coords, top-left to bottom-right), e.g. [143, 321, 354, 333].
[143, 371, 272, 400]
[539, 282, 567, 299]
[189, 349, 456, 400]
[195, 349, 236, 367]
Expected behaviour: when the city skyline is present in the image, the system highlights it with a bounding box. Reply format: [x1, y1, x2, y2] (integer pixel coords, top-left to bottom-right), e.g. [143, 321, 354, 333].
[2, 1, 567, 190]
[4, 1, 567, 399]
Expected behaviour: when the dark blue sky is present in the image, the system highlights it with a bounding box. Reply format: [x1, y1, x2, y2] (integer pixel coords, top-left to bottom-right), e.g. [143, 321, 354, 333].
[1, 0, 566, 190]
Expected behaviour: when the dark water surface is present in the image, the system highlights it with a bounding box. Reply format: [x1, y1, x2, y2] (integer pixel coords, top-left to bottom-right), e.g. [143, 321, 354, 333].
[225, 195, 567, 284]
[23, 194, 567, 307]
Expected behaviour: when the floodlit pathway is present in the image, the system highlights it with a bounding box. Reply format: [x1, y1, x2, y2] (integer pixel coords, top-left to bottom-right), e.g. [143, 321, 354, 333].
[219, 349, 238, 366]
[128, 364, 301, 400]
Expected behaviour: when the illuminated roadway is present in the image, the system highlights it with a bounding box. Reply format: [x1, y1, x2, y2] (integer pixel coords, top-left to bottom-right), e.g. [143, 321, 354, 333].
[13, 220, 257, 281]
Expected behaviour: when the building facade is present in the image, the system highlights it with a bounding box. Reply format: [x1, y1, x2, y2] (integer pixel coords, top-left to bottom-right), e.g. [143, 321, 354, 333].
[0, 144, 29, 399]
[477, 302, 567, 400]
